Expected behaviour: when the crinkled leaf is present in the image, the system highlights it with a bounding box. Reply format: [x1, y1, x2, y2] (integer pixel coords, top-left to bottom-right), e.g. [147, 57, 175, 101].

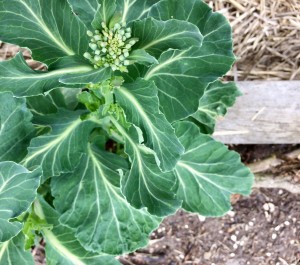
[0, 53, 92, 97]
[92, 0, 116, 28]
[191, 81, 241, 134]
[0, 162, 41, 242]
[144, 47, 234, 122]
[133, 18, 202, 58]
[0, 0, 89, 65]
[0, 92, 35, 162]
[52, 144, 160, 255]
[36, 199, 121, 265]
[149, 0, 234, 57]
[127, 49, 158, 66]
[22, 110, 98, 179]
[174, 122, 254, 216]
[114, 78, 184, 171]
[0, 233, 34, 265]
[111, 117, 181, 217]
[116, 0, 160, 23]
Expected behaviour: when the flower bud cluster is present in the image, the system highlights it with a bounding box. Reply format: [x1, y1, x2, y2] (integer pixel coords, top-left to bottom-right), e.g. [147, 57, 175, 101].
[83, 22, 138, 72]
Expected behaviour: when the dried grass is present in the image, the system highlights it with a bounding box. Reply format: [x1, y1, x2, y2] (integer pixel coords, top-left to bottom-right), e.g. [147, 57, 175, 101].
[1, 0, 300, 80]
[206, 0, 300, 80]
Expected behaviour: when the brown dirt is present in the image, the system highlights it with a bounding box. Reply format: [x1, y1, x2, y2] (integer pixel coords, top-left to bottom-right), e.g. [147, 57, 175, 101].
[120, 189, 300, 265]
[119, 145, 300, 265]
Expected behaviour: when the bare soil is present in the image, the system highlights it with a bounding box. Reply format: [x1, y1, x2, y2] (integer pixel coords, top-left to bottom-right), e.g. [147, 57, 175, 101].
[120, 145, 300, 265]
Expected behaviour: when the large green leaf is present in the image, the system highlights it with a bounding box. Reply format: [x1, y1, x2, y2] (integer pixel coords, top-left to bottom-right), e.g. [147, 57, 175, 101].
[0, 0, 89, 65]
[21, 110, 98, 179]
[35, 199, 121, 265]
[115, 79, 183, 171]
[111, 117, 181, 217]
[116, 0, 160, 23]
[174, 122, 253, 216]
[149, 0, 234, 57]
[0, 233, 34, 265]
[0, 92, 35, 162]
[133, 18, 202, 58]
[59, 67, 112, 85]
[67, 0, 98, 28]
[0, 53, 92, 97]
[144, 47, 234, 122]
[0, 162, 41, 242]
[52, 144, 161, 255]
[191, 81, 241, 134]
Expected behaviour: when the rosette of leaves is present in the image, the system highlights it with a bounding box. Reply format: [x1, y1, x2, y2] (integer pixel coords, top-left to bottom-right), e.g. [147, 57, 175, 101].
[0, 0, 253, 264]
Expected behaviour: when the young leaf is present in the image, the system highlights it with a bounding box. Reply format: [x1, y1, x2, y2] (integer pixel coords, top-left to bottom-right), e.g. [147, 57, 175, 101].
[133, 18, 203, 58]
[0, 92, 35, 162]
[0, 233, 34, 265]
[0, 0, 89, 65]
[0, 53, 92, 97]
[52, 144, 161, 255]
[174, 122, 254, 216]
[21, 110, 99, 179]
[111, 118, 181, 217]
[149, 0, 234, 58]
[92, 0, 116, 28]
[144, 47, 235, 122]
[114, 78, 184, 171]
[127, 49, 158, 66]
[0, 162, 41, 242]
[191, 81, 242, 134]
[35, 199, 121, 265]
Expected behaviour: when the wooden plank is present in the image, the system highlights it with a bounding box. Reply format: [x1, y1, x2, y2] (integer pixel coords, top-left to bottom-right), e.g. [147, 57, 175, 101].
[213, 81, 300, 144]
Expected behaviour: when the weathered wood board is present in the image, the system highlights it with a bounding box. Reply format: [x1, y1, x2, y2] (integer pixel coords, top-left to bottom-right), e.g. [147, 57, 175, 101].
[213, 81, 300, 144]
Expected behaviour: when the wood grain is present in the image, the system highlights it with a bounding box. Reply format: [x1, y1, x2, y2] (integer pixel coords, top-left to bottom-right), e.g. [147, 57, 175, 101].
[213, 81, 300, 144]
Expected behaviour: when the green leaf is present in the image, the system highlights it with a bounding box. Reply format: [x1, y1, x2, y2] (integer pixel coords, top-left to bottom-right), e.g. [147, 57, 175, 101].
[59, 67, 112, 85]
[191, 81, 241, 134]
[0, 92, 35, 162]
[0, 53, 93, 97]
[35, 199, 121, 265]
[127, 49, 158, 66]
[116, 0, 160, 23]
[52, 144, 160, 255]
[111, 117, 181, 217]
[0, 162, 41, 242]
[133, 18, 203, 58]
[92, 0, 116, 28]
[144, 46, 234, 122]
[0, 233, 34, 265]
[149, 0, 234, 58]
[0, 0, 89, 65]
[67, 0, 99, 28]
[114, 78, 184, 171]
[21, 110, 98, 179]
[174, 122, 254, 216]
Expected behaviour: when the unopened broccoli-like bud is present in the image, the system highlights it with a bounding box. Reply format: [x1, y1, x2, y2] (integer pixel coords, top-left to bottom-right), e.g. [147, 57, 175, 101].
[83, 20, 138, 72]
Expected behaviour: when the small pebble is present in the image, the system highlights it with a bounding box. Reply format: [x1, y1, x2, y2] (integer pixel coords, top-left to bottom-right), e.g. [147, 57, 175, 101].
[278, 190, 283, 195]
[233, 243, 238, 249]
[266, 252, 272, 257]
[284, 221, 290, 226]
[272, 233, 277, 240]
[230, 253, 235, 257]
[249, 221, 254, 227]
[230, 235, 237, 242]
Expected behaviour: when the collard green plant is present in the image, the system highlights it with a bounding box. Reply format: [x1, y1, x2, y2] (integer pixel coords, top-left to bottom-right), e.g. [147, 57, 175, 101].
[0, 0, 253, 263]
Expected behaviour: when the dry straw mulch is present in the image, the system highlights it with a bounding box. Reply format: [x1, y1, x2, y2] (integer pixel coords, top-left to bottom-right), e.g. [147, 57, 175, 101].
[206, 0, 300, 80]
[1, 0, 300, 81]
